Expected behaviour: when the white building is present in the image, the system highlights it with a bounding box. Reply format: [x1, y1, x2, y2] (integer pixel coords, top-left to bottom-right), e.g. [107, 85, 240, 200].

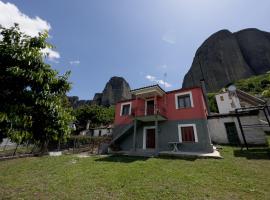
[80, 124, 113, 137]
[215, 91, 241, 114]
[208, 88, 268, 145]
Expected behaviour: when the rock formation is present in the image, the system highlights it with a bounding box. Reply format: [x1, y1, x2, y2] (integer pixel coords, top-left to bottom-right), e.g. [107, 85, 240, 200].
[68, 76, 131, 108]
[99, 76, 131, 106]
[182, 28, 270, 92]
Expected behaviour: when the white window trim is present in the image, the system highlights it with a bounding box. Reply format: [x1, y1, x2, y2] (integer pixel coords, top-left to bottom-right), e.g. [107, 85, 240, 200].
[175, 91, 194, 109]
[143, 126, 156, 149]
[178, 124, 198, 143]
[120, 102, 132, 116]
[144, 98, 155, 115]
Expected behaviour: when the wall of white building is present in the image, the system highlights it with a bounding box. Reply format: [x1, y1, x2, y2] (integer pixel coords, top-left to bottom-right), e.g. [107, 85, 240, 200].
[215, 92, 241, 114]
[208, 115, 267, 145]
[93, 128, 112, 137]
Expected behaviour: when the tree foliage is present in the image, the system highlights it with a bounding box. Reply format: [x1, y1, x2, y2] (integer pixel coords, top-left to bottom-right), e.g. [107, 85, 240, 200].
[73, 105, 115, 133]
[207, 93, 218, 113]
[0, 24, 74, 149]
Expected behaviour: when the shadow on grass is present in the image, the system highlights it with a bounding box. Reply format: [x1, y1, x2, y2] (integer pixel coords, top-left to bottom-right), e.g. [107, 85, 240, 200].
[234, 148, 270, 160]
[158, 155, 197, 161]
[95, 155, 149, 163]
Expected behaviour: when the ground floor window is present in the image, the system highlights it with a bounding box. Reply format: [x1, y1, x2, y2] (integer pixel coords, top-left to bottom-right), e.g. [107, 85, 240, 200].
[178, 124, 198, 143]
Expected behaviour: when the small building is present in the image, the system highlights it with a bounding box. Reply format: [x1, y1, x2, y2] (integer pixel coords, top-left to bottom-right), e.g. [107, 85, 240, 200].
[80, 125, 113, 137]
[111, 84, 214, 156]
[89, 125, 113, 137]
[208, 88, 269, 146]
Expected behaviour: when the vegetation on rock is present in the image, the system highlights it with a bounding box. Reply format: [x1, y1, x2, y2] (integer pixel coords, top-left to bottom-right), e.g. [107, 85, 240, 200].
[235, 72, 270, 98]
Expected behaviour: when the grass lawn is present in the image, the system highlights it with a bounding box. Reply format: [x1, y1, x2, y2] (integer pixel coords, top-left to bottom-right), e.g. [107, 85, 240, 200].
[0, 146, 269, 200]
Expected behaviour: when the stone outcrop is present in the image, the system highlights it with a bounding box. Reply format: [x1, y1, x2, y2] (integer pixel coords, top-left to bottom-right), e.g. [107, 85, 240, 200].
[182, 28, 270, 92]
[68, 76, 131, 108]
[99, 76, 131, 106]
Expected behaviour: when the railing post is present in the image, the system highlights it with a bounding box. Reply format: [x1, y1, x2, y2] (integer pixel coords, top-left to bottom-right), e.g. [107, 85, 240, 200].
[154, 95, 157, 115]
[155, 114, 159, 155]
[133, 119, 137, 151]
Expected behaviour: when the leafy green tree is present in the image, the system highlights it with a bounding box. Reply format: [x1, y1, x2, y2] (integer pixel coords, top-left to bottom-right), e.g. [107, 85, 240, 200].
[73, 105, 115, 133]
[0, 24, 74, 151]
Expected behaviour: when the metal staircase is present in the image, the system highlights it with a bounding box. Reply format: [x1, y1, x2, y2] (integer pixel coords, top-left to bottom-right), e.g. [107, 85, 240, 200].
[111, 123, 134, 144]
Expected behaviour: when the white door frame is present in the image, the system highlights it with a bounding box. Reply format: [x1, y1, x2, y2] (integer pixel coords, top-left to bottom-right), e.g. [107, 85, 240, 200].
[143, 126, 156, 149]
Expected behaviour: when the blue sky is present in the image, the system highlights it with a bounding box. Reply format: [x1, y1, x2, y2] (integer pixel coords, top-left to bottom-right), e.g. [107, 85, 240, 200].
[1, 0, 270, 99]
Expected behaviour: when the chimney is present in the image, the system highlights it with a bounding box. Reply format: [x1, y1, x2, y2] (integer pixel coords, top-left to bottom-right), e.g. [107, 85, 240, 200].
[200, 79, 211, 115]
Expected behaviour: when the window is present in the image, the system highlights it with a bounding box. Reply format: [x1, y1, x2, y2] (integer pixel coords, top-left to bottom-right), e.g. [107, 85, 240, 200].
[178, 124, 198, 143]
[175, 92, 193, 109]
[220, 96, 224, 101]
[120, 102, 131, 116]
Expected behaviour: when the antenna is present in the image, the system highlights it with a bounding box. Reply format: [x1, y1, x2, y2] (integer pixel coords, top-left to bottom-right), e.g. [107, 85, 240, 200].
[163, 72, 167, 106]
[163, 72, 167, 91]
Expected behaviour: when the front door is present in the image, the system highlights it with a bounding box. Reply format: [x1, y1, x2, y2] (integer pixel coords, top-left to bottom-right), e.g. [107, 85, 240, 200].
[146, 100, 155, 115]
[224, 122, 240, 145]
[146, 128, 155, 148]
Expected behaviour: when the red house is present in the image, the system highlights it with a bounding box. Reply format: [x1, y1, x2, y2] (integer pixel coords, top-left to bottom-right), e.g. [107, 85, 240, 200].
[111, 84, 213, 156]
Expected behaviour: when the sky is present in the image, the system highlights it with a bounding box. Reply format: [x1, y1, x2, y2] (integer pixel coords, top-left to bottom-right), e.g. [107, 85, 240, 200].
[0, 0, 270, 99]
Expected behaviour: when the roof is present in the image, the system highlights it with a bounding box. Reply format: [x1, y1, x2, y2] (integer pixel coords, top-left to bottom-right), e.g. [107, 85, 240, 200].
[208, 111, 259, 119]
[236, 89, 266, 105]
[116, 86, 202, 104]
[165, 86, 202, 94]
[130, 84, 166, 93]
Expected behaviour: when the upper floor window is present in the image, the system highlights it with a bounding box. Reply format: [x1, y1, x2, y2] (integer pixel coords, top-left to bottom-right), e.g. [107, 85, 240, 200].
[120, 102, 131, 116]
[175, 91, 193, 109]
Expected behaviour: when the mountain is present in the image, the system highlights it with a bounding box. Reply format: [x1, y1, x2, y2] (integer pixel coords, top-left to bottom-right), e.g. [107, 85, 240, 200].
[68, 76, 131, 108]
[182, 28, 270, 92]
[97, 76, 132, 106]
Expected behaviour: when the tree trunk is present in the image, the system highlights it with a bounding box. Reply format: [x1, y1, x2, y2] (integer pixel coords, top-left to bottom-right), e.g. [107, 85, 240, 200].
[13, 143, 19, 156]
[40, 140, 49, 155]
[58, 140, 61, 151]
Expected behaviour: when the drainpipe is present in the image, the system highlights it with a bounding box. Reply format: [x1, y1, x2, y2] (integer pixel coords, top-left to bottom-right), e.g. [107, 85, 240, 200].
[200, 79, 211, 115]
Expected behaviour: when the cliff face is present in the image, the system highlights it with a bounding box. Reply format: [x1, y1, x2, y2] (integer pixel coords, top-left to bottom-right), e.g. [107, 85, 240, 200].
[99, 76, 131, 106]
[182, 28, 270, 92]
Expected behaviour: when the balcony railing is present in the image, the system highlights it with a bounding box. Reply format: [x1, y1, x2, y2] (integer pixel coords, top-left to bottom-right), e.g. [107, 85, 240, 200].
[131, 104, 167, 118]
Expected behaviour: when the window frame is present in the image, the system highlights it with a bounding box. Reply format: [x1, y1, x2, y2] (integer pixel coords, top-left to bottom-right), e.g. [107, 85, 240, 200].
[120, 102, 132, 116]
[175, 91, 194, 109]
[145, 98, 155, 115]
[178, 124, 198, 143]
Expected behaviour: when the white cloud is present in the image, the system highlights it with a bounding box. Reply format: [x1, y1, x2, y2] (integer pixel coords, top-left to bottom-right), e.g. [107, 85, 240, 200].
[0, 1, 51, 37]
[41, 48, 60, 62]
[162, 31, 176, 44]
[145, 75, 172, 88]
[69, 60, 80, 65]
[0, 1, 60, 62]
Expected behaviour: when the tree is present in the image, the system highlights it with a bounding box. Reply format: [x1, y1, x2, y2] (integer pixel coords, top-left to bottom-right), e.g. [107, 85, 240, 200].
[73, 105, 115, 133]
[0, 24, 74, 151]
